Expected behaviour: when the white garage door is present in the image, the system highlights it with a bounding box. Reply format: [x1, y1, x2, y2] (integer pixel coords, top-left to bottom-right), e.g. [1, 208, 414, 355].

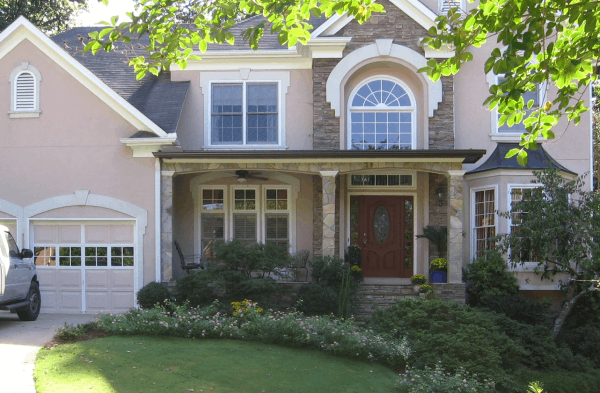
[33, 222, 136, 314]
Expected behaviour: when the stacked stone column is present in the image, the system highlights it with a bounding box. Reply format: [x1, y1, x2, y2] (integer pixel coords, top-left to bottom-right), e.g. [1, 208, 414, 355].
[320, 171, 338, 256]
[446, 170, 465, 283]
[161, 170, 175, 281]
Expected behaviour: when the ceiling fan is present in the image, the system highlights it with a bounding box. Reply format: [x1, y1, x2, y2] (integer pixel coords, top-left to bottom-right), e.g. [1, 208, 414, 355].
[228, 170, 268, 183]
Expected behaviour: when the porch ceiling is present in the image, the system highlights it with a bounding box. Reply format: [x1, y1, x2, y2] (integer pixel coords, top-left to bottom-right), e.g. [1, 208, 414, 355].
[155, 149, 485, 164]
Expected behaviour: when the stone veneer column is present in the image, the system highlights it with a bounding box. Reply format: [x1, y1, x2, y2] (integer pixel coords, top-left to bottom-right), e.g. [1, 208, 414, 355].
[161, 170, 175, 281]
[446, 170, 466, 283]
[320, 171, 338, 256]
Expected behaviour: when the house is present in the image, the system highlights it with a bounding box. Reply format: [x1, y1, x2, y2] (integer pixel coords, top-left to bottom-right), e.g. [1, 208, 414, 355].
[0, 0, 592, 314]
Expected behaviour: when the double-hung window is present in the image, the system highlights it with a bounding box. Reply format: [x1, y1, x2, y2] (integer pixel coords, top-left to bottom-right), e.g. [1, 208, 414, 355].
[497, 77, 541, 134]
[472, 188, 497, 259]
[211, 82, 279, 146]
[508, 185, 541, 263]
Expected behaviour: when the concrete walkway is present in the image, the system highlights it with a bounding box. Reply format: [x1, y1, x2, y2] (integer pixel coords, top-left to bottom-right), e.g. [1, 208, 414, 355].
[0, 312, 96, 393]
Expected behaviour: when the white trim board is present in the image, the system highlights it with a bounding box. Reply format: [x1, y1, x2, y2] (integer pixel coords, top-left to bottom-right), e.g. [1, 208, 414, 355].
[0, 17, 169, 137]
[326, 41, 443, 117]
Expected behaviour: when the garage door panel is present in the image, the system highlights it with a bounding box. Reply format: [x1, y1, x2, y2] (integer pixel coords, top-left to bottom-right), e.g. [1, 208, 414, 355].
[86, 291, 109, 312]
[85, 270, 109, 288]
[110, 270, 134, 289]
[111, 292, 135, 312]
[57, 270, 82, 288]
[40, 291, 57, 313]
[60, 291, 82, 313]
[110, 226, 134, 243]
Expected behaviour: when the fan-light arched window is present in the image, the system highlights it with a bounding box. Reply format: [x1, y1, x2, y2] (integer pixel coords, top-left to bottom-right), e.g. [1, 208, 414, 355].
[348, 78, 416, 150]
[9, 62, 42, 118]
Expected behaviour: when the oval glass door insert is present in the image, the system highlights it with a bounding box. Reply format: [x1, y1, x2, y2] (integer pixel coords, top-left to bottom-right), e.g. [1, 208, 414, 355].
[373, 205, 390, 244]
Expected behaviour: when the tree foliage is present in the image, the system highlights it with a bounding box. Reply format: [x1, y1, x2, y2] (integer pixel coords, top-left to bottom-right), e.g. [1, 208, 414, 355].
[498, 169, 600, 336]
[420, 0, 599, 165]
[0, 0, 88, 34]
[86, 0, 383, 79]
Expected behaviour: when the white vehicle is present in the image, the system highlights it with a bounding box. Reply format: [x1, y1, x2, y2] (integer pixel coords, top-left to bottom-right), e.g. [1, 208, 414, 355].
[0, 225, 40, 321]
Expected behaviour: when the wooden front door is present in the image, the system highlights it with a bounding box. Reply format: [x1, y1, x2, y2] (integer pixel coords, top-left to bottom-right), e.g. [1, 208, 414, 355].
[350, 195, 414, 278]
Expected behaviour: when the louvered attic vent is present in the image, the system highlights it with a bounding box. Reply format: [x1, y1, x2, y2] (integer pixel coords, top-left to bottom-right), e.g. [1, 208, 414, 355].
[439, 0, 463, 14]
[15, 71, 36, 111]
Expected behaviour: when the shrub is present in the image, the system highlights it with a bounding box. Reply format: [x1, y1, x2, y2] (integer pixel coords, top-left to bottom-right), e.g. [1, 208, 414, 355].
[137, 282, 170, 309]
[172, 270, 216, 308]
[399, 363, 496, 392]
[562, 291, 600, 329]
[295, 256, 361, 317]
[368, 298, 528, 382]
[478, 293, 553, 327]
[96, 301, 411, 368]
[463, 250, 520, 306]
[410, 274, 427, 285]
[558, 324, 600, 367]
[555, 346, 595, 372]
[56, 321, 102, 341]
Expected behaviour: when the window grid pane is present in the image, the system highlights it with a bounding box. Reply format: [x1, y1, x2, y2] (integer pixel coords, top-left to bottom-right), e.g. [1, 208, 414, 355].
[266, 214, 288, 249]
[350, 174, 412, 187]
[265, 189, 288, 210]
[212, 84, 243, 144]
[247, 83, 278, 144]
[509, 188, 540, 262]
[473, 189, 496, 258]
[351, 111, 411, 150]
[234, 189, 256, 210]
[234, 214, 257, 245]
[202, 189, 224, 210]
[201, 214, 225, 260]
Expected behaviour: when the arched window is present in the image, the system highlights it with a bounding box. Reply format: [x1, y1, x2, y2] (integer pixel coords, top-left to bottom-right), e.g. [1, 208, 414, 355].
[9, 62, 42, 118]
[348, 78, 415, 150]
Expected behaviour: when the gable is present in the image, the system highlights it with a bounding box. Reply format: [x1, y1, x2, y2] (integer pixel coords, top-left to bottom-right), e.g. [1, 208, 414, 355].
[0, 17, 168, 137]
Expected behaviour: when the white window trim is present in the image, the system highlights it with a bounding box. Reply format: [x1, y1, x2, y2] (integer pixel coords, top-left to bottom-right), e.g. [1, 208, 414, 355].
[470, 185, 499, 261]
[507, 183, 543, 271]
[200, 70, 290, 150]
[486, 71, 548, 141]
[8, 62, 42, 118]
[347, 75, 417, 151]
[347, 170, 417, 190]
[438, 0, 466, 15]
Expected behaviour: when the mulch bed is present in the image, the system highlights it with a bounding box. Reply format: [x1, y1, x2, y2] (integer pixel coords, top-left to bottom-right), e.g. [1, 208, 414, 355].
[44, 328, 110, 349]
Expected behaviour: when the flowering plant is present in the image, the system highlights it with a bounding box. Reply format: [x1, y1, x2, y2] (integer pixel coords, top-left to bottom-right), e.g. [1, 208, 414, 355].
[411, 274, 427, 285]
[429, 258, 448, 272]
[419, 284, 434, 294]
[350, 265, 362, 273]
[399, 363, 496, 392]
[231, 299, 263, 316]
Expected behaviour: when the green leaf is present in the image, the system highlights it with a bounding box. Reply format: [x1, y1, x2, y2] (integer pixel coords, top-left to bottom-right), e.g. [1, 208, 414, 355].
[199, 40, 207, 52]
[517, 150, 529, 166]
[136, 70, 147, 80]
[505, 148, 520, 158]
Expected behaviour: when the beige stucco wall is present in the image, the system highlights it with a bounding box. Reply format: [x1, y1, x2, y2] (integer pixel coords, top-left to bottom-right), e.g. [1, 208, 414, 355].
[172, 171, 314, 278]
[455, 40, 593, 190]
[172, 69, 314, 150]
[0, 39, 157, 283]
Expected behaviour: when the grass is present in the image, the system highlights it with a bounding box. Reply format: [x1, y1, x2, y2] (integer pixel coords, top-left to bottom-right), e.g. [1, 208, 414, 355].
[35, 336, 399, 393]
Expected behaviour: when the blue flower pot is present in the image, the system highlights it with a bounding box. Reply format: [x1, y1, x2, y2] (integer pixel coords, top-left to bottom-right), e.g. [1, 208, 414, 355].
[430, 271, 447, 283]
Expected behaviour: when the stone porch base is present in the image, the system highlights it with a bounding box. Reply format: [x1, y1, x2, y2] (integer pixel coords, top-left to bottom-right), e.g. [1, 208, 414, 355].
[355, 283, 466, 321]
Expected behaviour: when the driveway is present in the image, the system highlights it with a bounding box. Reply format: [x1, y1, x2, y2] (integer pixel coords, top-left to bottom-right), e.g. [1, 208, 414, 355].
[0, 312, 96, 393]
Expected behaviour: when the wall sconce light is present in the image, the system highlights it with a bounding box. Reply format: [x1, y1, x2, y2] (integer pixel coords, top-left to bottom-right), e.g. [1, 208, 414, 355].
[435, 185, 445, 207]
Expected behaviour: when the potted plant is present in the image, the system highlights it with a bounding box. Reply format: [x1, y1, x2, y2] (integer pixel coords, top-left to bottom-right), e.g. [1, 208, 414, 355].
[411, 274, 427, 292]
[419, 284, 434, 298]
[429, 258, 448, 283]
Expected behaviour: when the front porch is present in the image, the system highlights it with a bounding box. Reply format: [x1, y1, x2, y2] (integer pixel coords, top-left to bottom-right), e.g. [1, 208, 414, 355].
[156, 150, 484, 292]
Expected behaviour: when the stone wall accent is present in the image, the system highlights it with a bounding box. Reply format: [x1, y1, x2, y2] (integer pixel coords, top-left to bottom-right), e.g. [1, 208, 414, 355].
[161, 170, 175, 281]
[356, 283, 466, 320]
[312, 175, 323, 258]
[447, 170, 466, 283]
[427, 173, 448, 261]
[312, 0, 455, 150]
[320, 171, 338, 256]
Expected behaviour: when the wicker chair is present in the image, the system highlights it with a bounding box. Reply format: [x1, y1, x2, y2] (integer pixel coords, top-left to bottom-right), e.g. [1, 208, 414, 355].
[174, 240, 203, 274]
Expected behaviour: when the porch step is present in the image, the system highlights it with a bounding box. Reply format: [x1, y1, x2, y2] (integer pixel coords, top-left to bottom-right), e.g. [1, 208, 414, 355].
[355, 283, 467, 321]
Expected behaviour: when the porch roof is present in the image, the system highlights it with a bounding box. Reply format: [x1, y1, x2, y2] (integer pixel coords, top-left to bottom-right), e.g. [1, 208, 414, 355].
[154, 149, 486, 164]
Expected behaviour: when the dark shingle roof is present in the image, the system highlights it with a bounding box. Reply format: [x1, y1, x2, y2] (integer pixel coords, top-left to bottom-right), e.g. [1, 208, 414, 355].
[466, 143, 576, 176]
[51, 27, 188, 134]
[207, 14, 328, 51]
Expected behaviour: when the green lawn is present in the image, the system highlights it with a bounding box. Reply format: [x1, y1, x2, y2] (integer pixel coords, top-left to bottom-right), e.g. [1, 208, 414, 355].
[35, 336, 399, 393]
